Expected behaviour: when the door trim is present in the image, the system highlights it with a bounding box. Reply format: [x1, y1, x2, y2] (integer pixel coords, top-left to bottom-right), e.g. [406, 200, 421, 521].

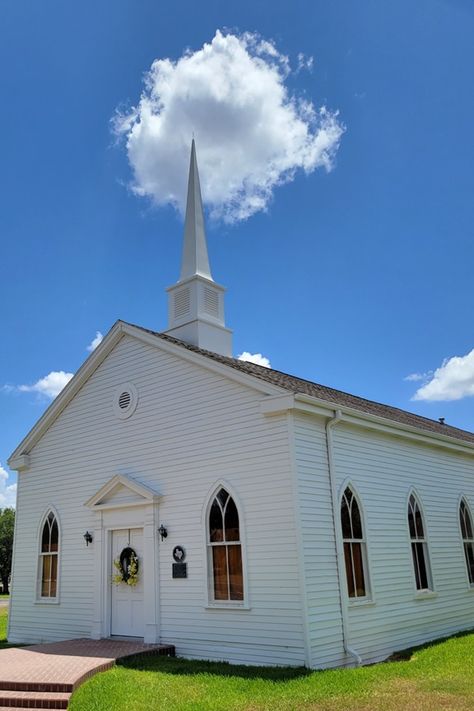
[89, 501, 160, 643]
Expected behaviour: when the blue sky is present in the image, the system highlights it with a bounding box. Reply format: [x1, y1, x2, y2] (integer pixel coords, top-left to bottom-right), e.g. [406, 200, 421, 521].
[2, 0, 474, 505]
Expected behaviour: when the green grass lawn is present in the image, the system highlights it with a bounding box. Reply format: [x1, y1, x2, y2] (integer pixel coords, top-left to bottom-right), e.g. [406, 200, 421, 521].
[1, 607, 473, 710]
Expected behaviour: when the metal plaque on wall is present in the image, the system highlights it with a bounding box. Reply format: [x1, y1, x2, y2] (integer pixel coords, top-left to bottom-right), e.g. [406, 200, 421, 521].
[172, 562, 187, 579]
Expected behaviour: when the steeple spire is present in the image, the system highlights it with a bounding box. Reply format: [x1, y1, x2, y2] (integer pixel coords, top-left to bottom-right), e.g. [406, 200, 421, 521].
[180, 139, 213, 282]
[164, 140, 232, 356]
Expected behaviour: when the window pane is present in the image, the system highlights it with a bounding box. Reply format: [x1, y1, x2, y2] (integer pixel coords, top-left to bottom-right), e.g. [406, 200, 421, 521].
[341, 496, 352, 540]
[343, 542, 355, 597]
[412, 542, 429, 590]
[465, 542, 474, 585]
[209, 500, 224, 542]
[50, 520, 59, 552]
[50, 555, 58, 597]
[352, 542, 366, 597]
[351, 500, 363, 540]
[224, 498, 240, 542]
[414, 507, 424, 539]
[41, 521, 51, 553]
[217, 488, 229, 508]
[41, 555, 52, 597]
[212, 546, 228, 600]
[228, 545, 243, 600]
[408, 505, 416, 539]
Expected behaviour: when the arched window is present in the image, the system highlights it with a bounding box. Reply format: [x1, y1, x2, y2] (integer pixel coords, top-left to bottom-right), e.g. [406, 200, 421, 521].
[341, 486, 369, 599]
[39, 511, 59, 598]
[459, 499, 474, 586]
[208, 488, 243, 602]
[408, 493, 433, 591]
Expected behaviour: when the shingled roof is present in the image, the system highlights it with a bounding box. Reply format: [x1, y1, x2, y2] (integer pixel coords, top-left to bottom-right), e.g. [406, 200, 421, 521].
[128, 322, 474, 447]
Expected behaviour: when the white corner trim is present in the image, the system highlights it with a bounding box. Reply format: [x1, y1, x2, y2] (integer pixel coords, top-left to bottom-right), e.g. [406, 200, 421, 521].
[84, 474, 162, 509]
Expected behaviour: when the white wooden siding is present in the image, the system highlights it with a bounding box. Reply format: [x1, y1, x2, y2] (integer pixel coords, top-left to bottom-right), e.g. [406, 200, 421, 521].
[294, 411, 474, 668]
[9, 335, 306, 666]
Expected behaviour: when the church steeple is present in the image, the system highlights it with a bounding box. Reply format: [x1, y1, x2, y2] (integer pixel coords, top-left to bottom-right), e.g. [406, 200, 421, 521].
[180, 139, 213, 282]
[165, 140, 232, 356]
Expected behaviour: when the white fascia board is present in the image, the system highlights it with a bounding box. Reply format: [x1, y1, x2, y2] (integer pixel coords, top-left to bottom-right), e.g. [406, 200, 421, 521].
[293, 393, 474, 457]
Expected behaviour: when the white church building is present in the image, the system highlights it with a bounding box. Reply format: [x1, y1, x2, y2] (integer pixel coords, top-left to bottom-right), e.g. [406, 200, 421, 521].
[7, 141, 474, 668]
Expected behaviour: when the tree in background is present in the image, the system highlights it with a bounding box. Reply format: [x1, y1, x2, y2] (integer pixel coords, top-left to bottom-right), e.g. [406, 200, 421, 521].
[0, 508, 15, 595]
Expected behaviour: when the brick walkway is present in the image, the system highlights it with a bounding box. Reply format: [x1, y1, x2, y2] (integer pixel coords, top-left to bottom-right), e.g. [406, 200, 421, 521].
[0, 638, 175, 709]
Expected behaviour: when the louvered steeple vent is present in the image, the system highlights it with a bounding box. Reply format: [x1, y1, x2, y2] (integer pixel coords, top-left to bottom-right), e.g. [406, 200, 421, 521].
[165, 140, 232, 356]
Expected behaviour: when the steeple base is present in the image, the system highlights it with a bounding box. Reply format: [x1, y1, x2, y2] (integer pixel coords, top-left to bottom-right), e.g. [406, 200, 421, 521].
[165, 319, 233, 356]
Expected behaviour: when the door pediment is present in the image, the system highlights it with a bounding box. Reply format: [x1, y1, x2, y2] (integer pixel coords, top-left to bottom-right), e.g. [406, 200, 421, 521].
[84, 474, 161, 511]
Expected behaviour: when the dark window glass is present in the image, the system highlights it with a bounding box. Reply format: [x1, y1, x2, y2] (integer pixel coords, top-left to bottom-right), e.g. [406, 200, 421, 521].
[465, 543, 474, 585]
[224, 497, 240, 542]
[217, 488, 229, 507]
[352, 542, 365, 596]
[209, 500, 224, 542]
[41, 522, 50, 553]
[351, 500, 363, 539]
[412, 542, 429, 590]
[341, 495, 351, 539]
[343, 543, 355, 597]
[50, 520, 59, 552]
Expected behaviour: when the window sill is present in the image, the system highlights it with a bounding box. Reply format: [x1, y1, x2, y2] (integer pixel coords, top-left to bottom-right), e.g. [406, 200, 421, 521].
[35, 598, 60, 605]
[348, 598, 375, 608]
[205, 603, 251, 611]
[413, 591, 437, 600]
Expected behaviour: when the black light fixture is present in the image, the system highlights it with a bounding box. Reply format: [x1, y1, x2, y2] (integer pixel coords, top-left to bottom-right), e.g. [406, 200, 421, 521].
[83, 531, 93, 546]
[158, 524, 168, 541]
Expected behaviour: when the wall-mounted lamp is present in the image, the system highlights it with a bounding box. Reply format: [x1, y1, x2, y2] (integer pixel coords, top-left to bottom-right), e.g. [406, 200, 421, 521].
[83, 531, 93, 546]
[158, 524, 168, 541]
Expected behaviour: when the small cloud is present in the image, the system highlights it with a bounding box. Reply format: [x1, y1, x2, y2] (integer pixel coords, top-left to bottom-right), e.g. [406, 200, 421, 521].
[0, 463, 17, 508]
[114, 29, 343, 224]
[238, 351, 271, 368]
[296, 52, 314, 73]
[87, 331, 103, 352]
[404, 371, 432, 383]
[412, 348, 474, 401]
[18, 371, 74, 399]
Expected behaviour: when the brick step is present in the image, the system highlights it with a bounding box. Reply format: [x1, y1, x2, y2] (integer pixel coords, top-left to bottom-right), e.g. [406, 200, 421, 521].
[0, 690, 70, 709]
[0, 683, 73, 694]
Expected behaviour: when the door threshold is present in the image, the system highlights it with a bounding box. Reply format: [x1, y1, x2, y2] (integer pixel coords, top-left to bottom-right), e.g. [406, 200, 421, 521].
[108, 635, 144, 642]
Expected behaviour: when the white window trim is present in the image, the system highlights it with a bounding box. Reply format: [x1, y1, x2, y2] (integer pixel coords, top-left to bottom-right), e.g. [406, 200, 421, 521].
[202, 481, 249, 610]
[406, 489, 434, 595]
[458, 496, 474, 590]
[35, 506, 61, 604]
[339, 483, 372, 604]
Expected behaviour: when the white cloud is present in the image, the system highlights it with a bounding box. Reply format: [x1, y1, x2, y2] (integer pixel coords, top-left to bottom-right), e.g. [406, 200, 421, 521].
[0, 463, 16, 508]
[18, 371, 74, 399]
[238, 351, 271, 368]
[114, 29, 344, 223]
[87, 331, 103, 352]
[412, 348, 474, 401]
[404, 371, 432, 383]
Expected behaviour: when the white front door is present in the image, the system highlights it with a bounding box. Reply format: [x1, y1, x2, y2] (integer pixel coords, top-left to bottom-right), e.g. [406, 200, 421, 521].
[111, 528, 144, 637]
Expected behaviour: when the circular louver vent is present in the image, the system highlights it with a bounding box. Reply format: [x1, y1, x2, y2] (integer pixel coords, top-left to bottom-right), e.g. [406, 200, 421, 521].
[113, 383, 138, 420]
[118, 391, 131, 409]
